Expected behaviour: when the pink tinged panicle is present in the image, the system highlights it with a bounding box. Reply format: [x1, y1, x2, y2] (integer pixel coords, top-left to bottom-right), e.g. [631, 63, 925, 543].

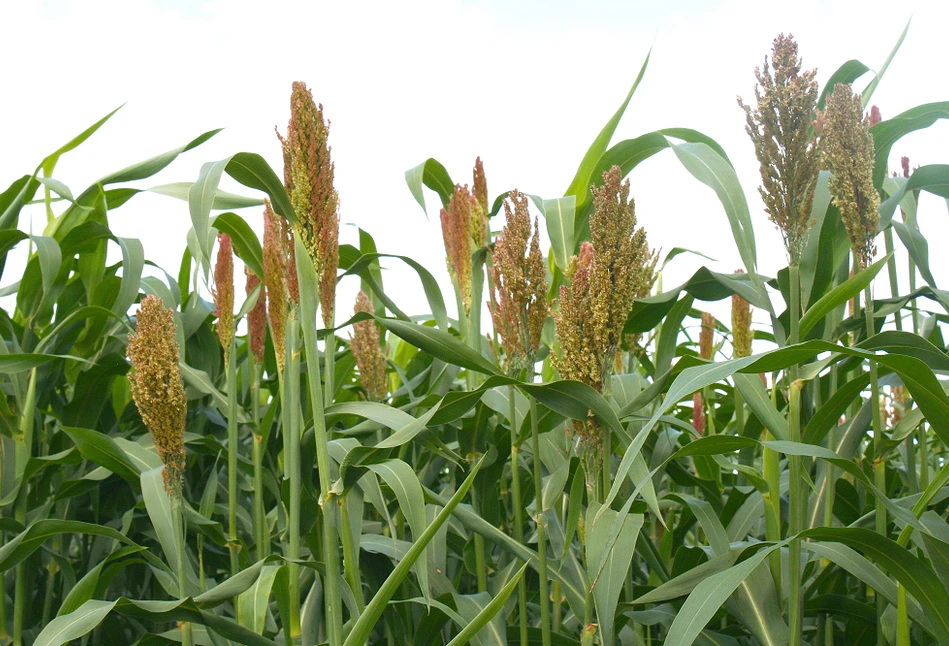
[731, 270, 754, 359]
[869, 105, 882, 127]
[440, 184, 480, 312]
[277, 81, 339, 327]
[263, 200, 288, 375]
[350, 291, 388, 401]
[473, 157, 489, 225]
[214, 233, 235, 360]
[245, 266, 267, 362]
[488, 189, 549, 374]
[692, 392, 705, 436]
[699, 312, 715, 361]
[127, 295, 187, 496]
[901, 156, 911, 178]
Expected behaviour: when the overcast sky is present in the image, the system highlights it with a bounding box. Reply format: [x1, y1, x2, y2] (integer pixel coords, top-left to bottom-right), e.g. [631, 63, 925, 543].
[1, 0, 947, 331]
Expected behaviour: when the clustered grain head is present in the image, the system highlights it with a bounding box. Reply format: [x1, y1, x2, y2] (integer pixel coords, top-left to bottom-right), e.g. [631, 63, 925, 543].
[738, 33, 821, 265]
[127, 295, 187, 496]
[488, 189, 548, 375]
[350, 291, 388, 401]
[277, 81, 339, 327]
[820, 83, 880, 268]
[699, 312, 715, 361]
[244, 265, 267, 363]
[555, 166, 657, 457]
[213, 233, 234, 362]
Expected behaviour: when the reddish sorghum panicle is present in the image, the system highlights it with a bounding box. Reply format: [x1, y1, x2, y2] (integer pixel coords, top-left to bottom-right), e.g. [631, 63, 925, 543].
[263, 200, 288, 375]
[244, 265, 267, 362]
[350, 291, 387, 401]
[869, 105, 882, 127]
[277, 81, 339, 327]
[822, 83, 880, 268]
[473, 157, 489, 222]
[901, 156, 910, 178]
[699, 312, 715, 361]
[440, 184, 481, 312]
[214, 233, 235, 361]
[488, 189, 548, 375]
[692, 392, 706, 436]
[738, 34, 821, 265]
[127, 295, 187, 496]
[731, 270, 753, 359]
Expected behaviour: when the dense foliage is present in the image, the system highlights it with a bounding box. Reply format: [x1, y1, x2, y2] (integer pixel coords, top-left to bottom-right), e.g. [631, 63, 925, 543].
[1, 24, 948, 646]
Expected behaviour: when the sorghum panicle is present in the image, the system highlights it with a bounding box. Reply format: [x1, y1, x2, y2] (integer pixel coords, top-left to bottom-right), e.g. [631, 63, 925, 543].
[488, 189, 549, 375]
[263, 200, 289, 375]
[821, 83, 880, 268]
[699, 312, 715, 361]
[738, 34, 821, 265]
[692, 392, 706, 436]
[277, 81, 339, 326]
[214, 233, 235, 360]
[127, 295, 187, 496]
[440, 183, 481, 312]
[350, 291, 388, 401]
[731, 270, 753, 358]
[901, 156, 911, 179]
[473, 157, 488, 219]
[869, 105, 882, 127]
[245, 266, 267, 363]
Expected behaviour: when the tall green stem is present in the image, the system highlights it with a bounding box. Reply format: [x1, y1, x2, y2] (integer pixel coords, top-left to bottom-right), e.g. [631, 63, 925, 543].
[863, 284, 887, 646]
[172, 493, 194, 646]
[529, 397, 551, 646]
[226, 344, 240, 578]
[764, 375, 782, 593]
[788, 380, 804, 646]
[295, 241, 342, 645]
[250, 359, 267, 560]
[509, 387, 528, 646]
[12, 369, 36, 646]
[286, 312, 303, 645]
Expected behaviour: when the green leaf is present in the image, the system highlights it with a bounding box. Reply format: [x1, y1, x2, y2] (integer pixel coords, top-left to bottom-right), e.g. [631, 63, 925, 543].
[114, 237, 144, 317]
[733, 373, 788, 441]
[237, 564, 281, 633]
[445, 563, 528, 646]
[540, 195, 576, 272]
[0, 353, 87, 374]
[141, 467, 182, 577]
[803, 528, 949, 645]
[149, 182, 263, 210]
[892, 220, 936, 287]
[872, 102, 949, 188]
[212, 211, 264, 279]
[344, 455, 486, 646]
[0, 520, 136, 571]
[818, 60, 871, 109]
[799, 253, 890, 337]
[566, 49, 650, 209]
[62, 426, 141, 487]
[664, 543, 783, 646]
[405, 158, 454, 216]
[35, 599, 116, 646]
[375, 316, 498, 375]
[860, 19, 911, 106]
[189, 158, 231, 264]
[587, 503, 644, 646]
[224, 152, 295, 225]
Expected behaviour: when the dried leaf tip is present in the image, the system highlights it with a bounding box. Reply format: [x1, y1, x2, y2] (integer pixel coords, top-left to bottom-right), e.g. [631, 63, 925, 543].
[488, 189, 548, 375]
[739, 33, 820, 265]
[214, 233, 234, 360]
[351, 291, 387, 401]
[127, 295, 186, 496]
[822, 83, 880, 268]
[244, 266, 267, 363]
[277, 81, 339, 327]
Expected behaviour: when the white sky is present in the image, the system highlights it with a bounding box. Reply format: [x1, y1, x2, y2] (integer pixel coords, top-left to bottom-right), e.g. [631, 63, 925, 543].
[1, 0, 947, 332]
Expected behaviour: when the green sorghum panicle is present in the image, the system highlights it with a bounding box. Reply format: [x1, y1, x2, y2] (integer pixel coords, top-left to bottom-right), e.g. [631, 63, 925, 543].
[351, 291, 388, 401]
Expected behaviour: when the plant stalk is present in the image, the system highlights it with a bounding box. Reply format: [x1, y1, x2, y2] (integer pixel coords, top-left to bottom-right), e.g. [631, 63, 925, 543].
[509, 387, 528, 646]
[287, 311, 303, 645]
[788, 379, 804, 646]
[251, 359, 267, 560]
[12, 369, 36, 646]
[227, 343, 240, 578]
[529, 397, 551, 646]
[172, 493, 194, 646]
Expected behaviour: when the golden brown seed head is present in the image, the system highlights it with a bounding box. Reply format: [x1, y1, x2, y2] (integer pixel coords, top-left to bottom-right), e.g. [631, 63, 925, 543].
[127, 295, 187, 496]
[821, 83, 880, 268]
[738, 33, 821, 265]
[731, 270, 753, 358]
[488, 189, 549, 375]
[350, 291, 387, 401]
[244, 265, 267, 362]
[214, 233, 235, 359]
[692, 392, 705, 436]
[277, 81, 339, 326]
[555, 166, 657, 393]
[699, 312, 715, 361]
[473, 157, 488, 218]
[263, 200, 288, 375]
